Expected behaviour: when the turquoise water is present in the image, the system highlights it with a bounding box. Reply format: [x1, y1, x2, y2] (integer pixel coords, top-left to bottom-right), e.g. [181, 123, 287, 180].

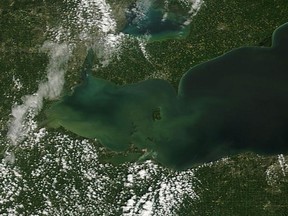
[47, 23, 288, 170]
[122, 1, 190, 42]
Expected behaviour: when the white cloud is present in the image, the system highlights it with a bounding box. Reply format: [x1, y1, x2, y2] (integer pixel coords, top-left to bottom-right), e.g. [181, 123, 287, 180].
[7, 42, 71, 145]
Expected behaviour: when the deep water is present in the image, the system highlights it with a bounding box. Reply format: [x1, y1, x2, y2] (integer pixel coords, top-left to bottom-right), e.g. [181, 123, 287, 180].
[46, 23, 288, 170]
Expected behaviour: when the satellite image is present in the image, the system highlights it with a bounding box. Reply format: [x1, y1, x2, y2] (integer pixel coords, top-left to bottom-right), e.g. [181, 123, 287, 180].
[1, 0, 288, 215]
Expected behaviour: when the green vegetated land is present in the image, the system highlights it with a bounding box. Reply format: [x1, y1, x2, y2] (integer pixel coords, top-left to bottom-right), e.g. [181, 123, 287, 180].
[95, 0, 288, 87]
[1, 0, 288, 215]
[47, 23, 288, 171]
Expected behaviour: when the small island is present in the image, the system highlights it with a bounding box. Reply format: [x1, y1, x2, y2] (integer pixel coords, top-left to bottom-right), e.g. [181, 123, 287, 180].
[46, 22, 288, 170]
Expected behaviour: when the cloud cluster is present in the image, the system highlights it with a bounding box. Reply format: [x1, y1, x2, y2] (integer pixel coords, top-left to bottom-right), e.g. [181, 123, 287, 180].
[7, 42, 71, 145]
[46, 23, 288, 170]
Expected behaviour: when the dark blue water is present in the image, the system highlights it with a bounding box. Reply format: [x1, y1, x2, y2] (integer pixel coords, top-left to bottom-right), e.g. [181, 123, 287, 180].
[47, 23, 288, 170]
